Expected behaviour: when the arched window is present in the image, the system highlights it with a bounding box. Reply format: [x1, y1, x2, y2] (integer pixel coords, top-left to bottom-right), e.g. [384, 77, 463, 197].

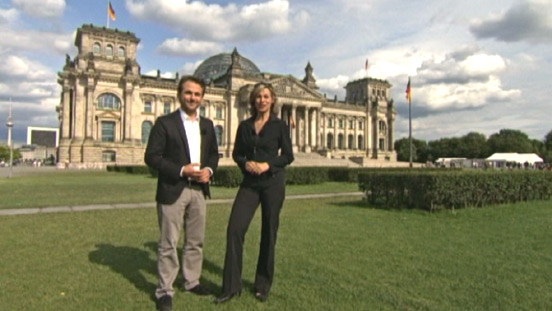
[118, 46, 125, 58]
[106, 44, 113, 56]
[348, 134, 354, 149]
[97, 93, 121, 110]
[142, 121, 153, 144]
[338, 134, 344, 149]
[327, 133, 333, 149]
[215, 125, 223, 146]
[358, 135, 364, 150]
[93, 42, 101, 55]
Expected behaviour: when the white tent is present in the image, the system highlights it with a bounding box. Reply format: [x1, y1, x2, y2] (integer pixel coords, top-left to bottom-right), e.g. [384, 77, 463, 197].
[486, 153, 543, 165]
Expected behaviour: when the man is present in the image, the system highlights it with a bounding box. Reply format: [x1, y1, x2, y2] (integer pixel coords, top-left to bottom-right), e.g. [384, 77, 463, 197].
[145, 76, 219, 311]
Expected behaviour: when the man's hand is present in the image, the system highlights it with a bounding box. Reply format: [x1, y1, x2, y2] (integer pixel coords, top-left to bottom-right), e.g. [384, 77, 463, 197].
[181, 163, 211, 183]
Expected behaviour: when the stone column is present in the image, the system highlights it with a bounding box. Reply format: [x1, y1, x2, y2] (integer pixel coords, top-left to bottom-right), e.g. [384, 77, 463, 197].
[291, 105, 298, 152]
[85, 76, 95, 140]
[61, 86, 71, 139]
[388, 116, 394, 151]
[333, 115, 337, 150]
[123, 80, 134, 142]
[344, 117, 349, 151]
[305, 107, 311, 153]
[314, 108, 320, 150]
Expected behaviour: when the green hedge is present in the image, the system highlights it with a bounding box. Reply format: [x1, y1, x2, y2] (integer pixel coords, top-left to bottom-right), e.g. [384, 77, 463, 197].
[359, 170, 552, 211]
[107, 165, 157, 177]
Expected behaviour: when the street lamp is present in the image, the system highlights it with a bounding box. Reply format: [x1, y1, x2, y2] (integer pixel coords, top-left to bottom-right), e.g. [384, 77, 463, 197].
[6, 99, 13, 178]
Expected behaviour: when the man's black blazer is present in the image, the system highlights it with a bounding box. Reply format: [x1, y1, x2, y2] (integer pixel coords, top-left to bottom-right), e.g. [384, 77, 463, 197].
[144, 110, 219, 204]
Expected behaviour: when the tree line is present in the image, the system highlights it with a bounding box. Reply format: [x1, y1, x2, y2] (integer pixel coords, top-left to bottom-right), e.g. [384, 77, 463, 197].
[394, 129, 552, 163]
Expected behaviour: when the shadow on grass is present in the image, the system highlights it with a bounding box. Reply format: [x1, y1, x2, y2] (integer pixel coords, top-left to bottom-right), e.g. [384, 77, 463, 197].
[143, 241, 227, 295]
[89, 243, 157, 302]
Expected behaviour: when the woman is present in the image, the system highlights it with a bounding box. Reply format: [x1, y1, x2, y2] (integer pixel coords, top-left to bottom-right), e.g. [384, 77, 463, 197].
[216, 82, 294, 303]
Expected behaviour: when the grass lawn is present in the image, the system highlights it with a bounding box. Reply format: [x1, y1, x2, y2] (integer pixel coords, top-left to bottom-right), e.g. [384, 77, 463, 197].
[0, 170, 359, 209]
[1, 195, 551, 310]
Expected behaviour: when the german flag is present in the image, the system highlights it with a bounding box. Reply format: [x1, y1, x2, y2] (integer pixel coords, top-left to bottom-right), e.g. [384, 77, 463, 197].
[108, 2, 116, 21]
[405, 77, 411, 104]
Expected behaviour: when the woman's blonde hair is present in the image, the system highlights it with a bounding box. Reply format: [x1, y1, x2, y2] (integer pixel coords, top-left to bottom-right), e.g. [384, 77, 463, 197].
[249, 82, 278, 117]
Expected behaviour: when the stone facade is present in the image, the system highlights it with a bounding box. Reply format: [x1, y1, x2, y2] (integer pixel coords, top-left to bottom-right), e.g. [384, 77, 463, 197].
[57, 24, 396, 168]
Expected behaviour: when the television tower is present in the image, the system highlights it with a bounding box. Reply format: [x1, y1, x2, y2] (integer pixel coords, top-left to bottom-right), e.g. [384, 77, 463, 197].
[6, 99, 13, 178]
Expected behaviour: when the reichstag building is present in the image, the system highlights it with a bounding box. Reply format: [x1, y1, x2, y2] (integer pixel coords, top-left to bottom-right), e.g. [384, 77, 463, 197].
[57, 24, 397, 168]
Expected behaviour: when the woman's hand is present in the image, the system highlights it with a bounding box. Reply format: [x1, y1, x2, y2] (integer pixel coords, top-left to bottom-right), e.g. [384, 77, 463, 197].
[245, 161, 270, 175]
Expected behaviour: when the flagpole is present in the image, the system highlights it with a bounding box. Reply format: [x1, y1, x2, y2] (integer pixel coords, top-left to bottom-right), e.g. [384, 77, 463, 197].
[106, 0, 110, 28]
[408, 77, 412, 168]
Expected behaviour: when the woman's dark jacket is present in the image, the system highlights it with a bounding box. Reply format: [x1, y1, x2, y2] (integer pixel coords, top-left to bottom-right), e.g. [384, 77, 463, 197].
[232, 114, 294, 184]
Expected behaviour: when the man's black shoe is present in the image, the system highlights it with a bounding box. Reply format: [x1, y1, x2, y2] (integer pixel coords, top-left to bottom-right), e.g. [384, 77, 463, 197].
[156, 295, 172, 311]
[186, 284, 211, 296]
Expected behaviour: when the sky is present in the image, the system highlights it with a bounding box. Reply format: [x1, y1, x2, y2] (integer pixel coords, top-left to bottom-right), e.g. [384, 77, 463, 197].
[0, 0, 551, 146]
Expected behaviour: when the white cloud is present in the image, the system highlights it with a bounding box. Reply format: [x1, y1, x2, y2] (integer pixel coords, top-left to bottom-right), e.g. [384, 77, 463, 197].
[316, 75, 350, 98]
[156, 38, 223, 57]
[143, 70, 175, 79]
[180, 60, 204, 75]
[470, 0, 552, 43]
[0, 27, 73, 55]
[12, 0, 66, 20]
[0, 55, 55, 83]
[0, 8, 19, 24]
[125, 0, 309, 41]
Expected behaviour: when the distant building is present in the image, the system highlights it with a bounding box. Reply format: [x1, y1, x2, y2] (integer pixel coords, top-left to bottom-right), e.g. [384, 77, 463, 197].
[27, 127, 59, 147]
[19, 127, 59, 162]
[57, 24, 397, 168]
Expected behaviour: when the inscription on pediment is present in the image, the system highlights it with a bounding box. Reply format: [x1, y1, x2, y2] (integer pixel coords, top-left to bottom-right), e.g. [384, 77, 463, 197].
[272, 78, 320, 100]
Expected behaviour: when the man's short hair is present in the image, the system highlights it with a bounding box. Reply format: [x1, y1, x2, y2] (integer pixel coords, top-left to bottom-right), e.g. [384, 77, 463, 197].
[177, 76, 206, 99]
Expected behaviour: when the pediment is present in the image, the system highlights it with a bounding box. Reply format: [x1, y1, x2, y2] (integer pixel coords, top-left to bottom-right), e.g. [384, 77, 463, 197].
[96, 110, 121, 120]
[270, 76, 323, 101]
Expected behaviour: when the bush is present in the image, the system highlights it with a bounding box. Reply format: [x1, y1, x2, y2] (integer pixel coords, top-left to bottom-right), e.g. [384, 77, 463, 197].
[359, 170, 552, 211]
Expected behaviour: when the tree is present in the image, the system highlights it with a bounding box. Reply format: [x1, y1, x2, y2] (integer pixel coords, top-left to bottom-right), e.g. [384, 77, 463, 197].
[394, 137, 428, 162]
[545, 130, 552, 150]
[458, 132, 489, 158]
[487, 129, 535, 154]
[0, 144, 21, 163]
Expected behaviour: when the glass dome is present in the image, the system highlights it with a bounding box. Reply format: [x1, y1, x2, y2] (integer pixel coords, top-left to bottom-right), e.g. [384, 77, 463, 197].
[194, 51, 261, 82]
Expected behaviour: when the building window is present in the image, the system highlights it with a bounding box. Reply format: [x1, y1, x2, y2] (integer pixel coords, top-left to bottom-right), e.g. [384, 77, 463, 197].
[101, 121, 115, 142]
[216, 107, 222, 119]
[164, 102, 171, 115]
[358, 135, 364, 149]
[327, 133, 333, 149]
[118, 46, 125, 58]
[199, 106, 206, 117]
[106, 44, 113, 56]
[379, 120, 386, 132]
[144, 101, 152, 113]
[215, 125, 223, 146]
[348, 120, 353, 129]
[338, 134, 344, 149]
[328, 118, 333, 128]
[359, 121, 363, 130]
[102, 151, 116, 162]
[379, 138, 385, 150]
[141, 121, 152, 144]
[338, 119, 344, 129]
[348, 134, 354, 149]
[97, 93, 120, 110]
[93, 42, 101, 55]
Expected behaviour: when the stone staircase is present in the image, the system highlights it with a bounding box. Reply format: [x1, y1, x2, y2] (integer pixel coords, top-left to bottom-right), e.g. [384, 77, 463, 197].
[218, 152, 416, 167]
